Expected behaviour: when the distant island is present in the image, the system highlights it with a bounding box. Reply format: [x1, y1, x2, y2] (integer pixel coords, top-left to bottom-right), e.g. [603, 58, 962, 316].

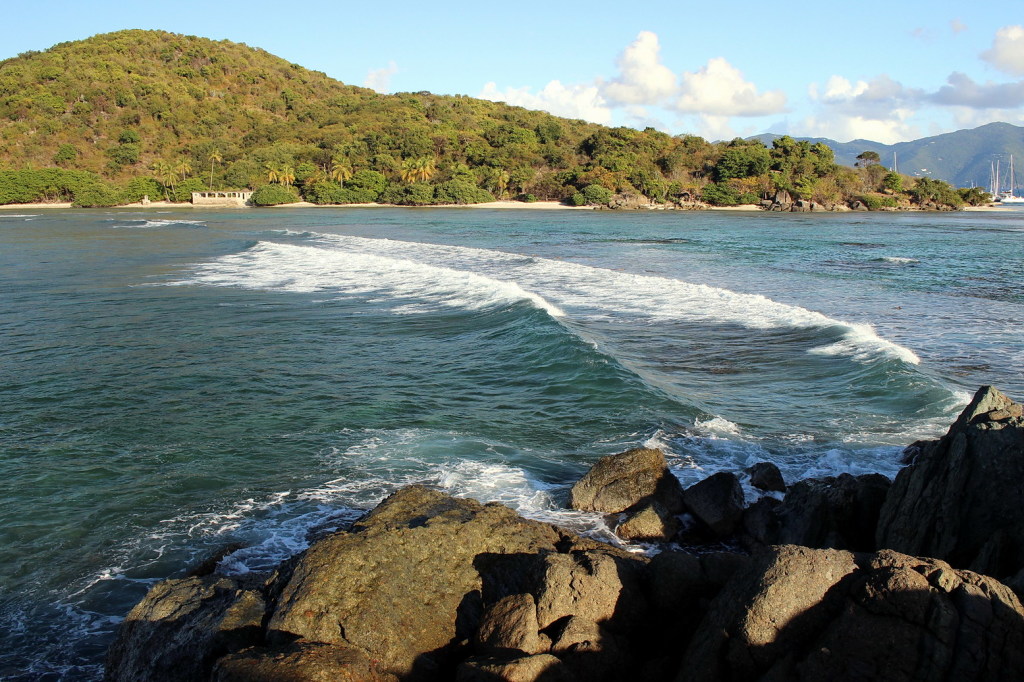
[0, 30, 996, 211]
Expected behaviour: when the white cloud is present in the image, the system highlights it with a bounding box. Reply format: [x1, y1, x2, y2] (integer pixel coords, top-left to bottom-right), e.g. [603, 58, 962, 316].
[674, 57, 787, 117]
[364, 61, 398, 93]
[930, 71, 1024, 108]
[478, 81, 612, 125]
[805, 74, 925, 142]
[601, 31, 677, 106]
[814, 74, 919, 109]
[981, 25, 1024, 76]
[950, 19, 967, 34]
[947, 106, 1024, 129]
[800, 112, 919, 145]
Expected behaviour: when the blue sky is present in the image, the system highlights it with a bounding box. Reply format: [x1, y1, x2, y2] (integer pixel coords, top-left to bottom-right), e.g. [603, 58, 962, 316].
[4, 0, 1024, 143]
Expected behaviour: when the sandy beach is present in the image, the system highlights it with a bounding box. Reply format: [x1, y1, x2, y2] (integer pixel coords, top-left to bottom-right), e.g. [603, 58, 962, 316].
[269, 200, 594, 210]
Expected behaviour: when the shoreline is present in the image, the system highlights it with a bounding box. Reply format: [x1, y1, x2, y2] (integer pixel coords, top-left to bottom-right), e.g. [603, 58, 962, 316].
[3, 200, 1012, 213]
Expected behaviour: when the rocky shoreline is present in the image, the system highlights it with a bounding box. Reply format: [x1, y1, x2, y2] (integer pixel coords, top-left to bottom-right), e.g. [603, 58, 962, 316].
[105, 386, 1024, 681]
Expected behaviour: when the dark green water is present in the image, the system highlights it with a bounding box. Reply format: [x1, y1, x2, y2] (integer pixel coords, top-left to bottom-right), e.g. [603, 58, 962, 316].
[1, 207, 1021, 678]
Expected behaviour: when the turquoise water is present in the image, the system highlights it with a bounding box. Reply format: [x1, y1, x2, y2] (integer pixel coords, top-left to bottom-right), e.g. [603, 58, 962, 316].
[1, 207, 1022, 678]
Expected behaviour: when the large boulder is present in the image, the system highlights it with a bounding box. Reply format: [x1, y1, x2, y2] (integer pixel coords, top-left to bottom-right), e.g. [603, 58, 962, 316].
[105, 576, 266, 682]
[747, 461, 786, 493]
[771, 473, 891, 551]
[266, 485, 581, 679]
[876, 386, 1024, 582]
[681, 472, 744, 537]
[676, 545, 1024, 682]
[568, 448, 684, 514]
[615, 499, 680, 542]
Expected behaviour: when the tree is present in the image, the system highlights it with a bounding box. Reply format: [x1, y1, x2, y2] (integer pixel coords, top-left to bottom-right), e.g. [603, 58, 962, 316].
[264, 163, 280, 184]
[581, 183, 613, 206]
[151, 160, 175, 200]
[401, 157, 436, 183]
[251, 183, 300, 206]
[328, 160, 353, 186]
[52, 144, 78, 166]
[176, 158, 192, 182]
[714, 144, 770, 181]
[278, 165, 296, 187]
[882, 172, 903, 194]
[855, 151, 881, 167]
[207, 150, 222, 189]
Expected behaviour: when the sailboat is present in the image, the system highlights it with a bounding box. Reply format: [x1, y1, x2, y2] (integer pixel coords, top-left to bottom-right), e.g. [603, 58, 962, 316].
[997, 155, 1024, 204]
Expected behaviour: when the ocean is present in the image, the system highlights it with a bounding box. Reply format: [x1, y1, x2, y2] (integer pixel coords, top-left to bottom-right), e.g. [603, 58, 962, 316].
[1, 206, 1022, 679]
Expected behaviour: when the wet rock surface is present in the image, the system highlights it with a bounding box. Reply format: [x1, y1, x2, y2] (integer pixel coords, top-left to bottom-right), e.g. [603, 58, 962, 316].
[107, 388, 1024, 681]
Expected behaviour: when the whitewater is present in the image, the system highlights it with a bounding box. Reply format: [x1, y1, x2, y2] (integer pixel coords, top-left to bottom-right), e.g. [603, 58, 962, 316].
[0, 206, 1021, 678]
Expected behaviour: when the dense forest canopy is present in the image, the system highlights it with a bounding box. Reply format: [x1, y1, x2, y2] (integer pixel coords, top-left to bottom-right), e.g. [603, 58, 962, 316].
[0, 30, 980, 209]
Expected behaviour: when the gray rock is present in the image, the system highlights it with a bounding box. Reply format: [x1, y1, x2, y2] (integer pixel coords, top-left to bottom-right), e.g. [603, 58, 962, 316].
[568, 447, 684, 514]
[747, 461, 786, 493]
[681, 472, 744, 536]
[876, 386, 1024, 582]
[106, 576, 265, 682]
[615, 499, 680, 542]
[676, 545, 1024, 682]
[774, 472, 890, 551]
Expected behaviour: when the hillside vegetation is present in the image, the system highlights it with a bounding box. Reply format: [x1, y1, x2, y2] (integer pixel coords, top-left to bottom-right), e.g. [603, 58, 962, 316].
[0, 30, 978, 209]
[753, 122, 1024, 190]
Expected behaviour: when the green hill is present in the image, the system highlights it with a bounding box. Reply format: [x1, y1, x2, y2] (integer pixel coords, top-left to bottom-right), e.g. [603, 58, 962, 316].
[0, 30, 975, 209]
[0, 29, 692, 204]
[752, 123, 1024, 189]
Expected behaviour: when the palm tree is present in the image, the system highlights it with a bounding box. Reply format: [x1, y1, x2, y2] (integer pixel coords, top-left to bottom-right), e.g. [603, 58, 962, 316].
[495, 169, 511, 198]
[414, 157, 437, 183]
[329, 160, 353, 187]
[264, 163, 280, 184]
[400, 158, 419, 184]
[207, 150, 222, 190]
[399, 157, 437, 184]
[151, 160, 175, 200]
[279, 165, 296, 187]
[176, 158, 192, 182]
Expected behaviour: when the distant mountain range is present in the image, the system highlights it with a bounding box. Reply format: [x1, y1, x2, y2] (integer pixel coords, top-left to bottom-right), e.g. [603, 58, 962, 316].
[750, 122, 1024, 189]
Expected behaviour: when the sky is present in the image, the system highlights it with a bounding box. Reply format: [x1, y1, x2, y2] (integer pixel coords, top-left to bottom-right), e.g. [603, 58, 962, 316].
[4, 0, 1024, 144]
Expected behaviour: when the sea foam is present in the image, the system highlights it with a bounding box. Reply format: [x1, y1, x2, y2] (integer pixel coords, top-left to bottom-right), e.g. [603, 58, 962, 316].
[111, 218, 207, 229]
[307, 234, 922, 365]
[175, 233, 921, 365]
[178, 241, 565, 317]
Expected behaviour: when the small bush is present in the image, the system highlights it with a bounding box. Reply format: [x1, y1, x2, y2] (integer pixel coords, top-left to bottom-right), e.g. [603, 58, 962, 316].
[432, 179, 494, 204]
[123, 177, 163, 203]
[701, 182, 740, 206]
[581, 184, 613, 206]
[173, 178, 207, 202]
[378, 183, 434, 206]
[251, 183, 300, 206]
[858, 194, 898, 210]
